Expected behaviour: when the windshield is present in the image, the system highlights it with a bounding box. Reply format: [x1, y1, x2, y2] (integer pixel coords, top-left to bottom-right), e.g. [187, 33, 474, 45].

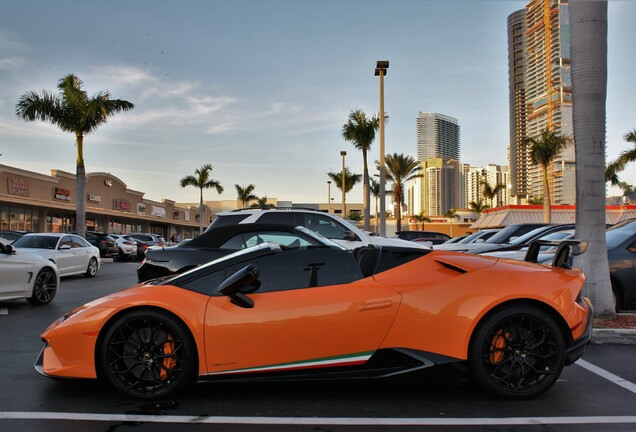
[606, 220, 636, 248]
[12, 235, 59, 249]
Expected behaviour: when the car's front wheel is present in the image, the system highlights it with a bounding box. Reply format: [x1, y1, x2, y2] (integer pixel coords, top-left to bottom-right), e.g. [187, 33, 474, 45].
[84, 258, 98, 278]
[27, 268, 58, 305]
[99, 309, 197, 399]
[469, 304, 565, 399]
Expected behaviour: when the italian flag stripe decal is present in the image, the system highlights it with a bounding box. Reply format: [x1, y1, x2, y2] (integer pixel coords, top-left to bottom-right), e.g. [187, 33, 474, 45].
[207, 351, 374, 376]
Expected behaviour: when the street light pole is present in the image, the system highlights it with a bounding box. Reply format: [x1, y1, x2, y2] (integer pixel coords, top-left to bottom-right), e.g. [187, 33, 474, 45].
[340, 151, 347, 217]
[375, 60, 389, 236]
[327, 180, 332, 214]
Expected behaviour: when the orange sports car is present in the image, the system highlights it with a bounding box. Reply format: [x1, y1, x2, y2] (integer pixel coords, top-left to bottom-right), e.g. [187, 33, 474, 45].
[36, 238, 593, 400]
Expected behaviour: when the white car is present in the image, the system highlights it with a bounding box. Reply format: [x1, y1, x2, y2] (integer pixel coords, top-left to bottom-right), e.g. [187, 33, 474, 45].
[208, 208, 426, 250]
[108, 234, 138, 261]
[11, 233, 101, 278]
[0, 242, 60, 304]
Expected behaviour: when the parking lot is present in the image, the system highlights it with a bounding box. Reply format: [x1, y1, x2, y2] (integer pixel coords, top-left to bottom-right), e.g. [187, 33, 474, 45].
[1, 259, 636, 432]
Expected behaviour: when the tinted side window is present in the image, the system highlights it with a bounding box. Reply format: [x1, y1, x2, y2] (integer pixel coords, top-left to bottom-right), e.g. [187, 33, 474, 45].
[208, 214, 250, 229]
[180, 270, 223, 296]
[258, 212, 298, 226]
[377, 249, 430, 273]
[222, 249, 362, 294]
[301, 214, 351, 240]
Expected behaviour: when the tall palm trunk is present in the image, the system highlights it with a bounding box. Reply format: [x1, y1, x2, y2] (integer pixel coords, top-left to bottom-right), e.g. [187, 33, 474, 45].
[570, 0, 614, 317]
[199, 188, 204, 234]
[75, 134, 86, 237]
[541, 165, 551, 223]
[362, 150, 370, 231]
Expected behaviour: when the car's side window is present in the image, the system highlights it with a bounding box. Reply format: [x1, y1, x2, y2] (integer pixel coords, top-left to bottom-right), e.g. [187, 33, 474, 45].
[220, 232, 316, 250]
[59, 236, 73, 249]
[258, 212, 297, 226]
[302, 214, 351, 240]
[180, 270, 223, 296]
[221, 249, 363, 294]
[70, 236, 86, 248]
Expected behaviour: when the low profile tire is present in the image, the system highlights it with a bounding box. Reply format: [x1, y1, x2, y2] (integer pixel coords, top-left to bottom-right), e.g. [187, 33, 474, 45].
[611, 282, 623, 313]
[469, 304, 565, 400]
[27, 268, 58, 305]
[99, 309, 197, 399]
[84, 258, 98, 278]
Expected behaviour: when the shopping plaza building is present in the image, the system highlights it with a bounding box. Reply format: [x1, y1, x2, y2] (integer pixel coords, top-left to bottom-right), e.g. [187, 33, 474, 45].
[0, 163, 213, 240]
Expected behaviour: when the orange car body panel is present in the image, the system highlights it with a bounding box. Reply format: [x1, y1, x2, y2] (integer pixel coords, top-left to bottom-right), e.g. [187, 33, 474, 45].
[377, 251, 588, 359]
[39, 250, 589, 380]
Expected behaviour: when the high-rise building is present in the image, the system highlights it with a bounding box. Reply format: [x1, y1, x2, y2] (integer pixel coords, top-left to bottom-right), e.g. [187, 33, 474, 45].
[507, 0, 576, 205]
[410, 113, 461, 216]
[416, 112, 460, 162]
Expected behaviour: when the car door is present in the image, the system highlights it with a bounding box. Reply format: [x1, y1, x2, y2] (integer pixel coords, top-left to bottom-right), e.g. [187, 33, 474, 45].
[54, 236, 79, 275]
[70, 235, 93, 272]
[0, 245, 30, 297]
[201, 249, 401, 376]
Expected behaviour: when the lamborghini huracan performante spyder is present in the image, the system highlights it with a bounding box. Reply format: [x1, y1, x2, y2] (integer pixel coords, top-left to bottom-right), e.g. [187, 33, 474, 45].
[36, 241, 593, 400]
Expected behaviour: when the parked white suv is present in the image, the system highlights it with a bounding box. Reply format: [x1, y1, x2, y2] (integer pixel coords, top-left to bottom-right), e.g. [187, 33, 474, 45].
[207, 208, 426, 250]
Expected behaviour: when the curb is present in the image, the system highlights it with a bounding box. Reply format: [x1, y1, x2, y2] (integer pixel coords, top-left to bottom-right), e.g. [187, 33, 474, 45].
[591, 328, 636, 345]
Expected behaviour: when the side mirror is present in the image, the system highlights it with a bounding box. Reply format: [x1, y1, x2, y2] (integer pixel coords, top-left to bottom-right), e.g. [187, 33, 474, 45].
[218, 264, 259, 308]
[343, 230, 358, 241]
[59, 244, 71, 250]
[0, 243, 14, 254]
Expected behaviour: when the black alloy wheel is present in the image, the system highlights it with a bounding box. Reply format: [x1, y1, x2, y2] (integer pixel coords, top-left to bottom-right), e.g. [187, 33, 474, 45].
[27, 268, 57, 305]
[100, 309, 197, 399]
[469, 304, 565, 399]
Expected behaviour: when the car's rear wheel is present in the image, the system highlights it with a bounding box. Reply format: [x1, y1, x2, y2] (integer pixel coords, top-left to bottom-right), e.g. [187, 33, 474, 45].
[84, 258, 98, 278]
[469, 304, 565, 399]
[27, 268, 57, 305]
[99, 309, 197, 399]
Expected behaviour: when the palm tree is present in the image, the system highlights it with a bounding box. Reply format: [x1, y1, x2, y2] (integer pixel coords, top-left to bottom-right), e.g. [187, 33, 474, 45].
[445, 208, 458, 237]
[342, 109, 383, 231]
[327, 168, 362, 216]
[235, 184, 257, 208]
[469, 198, 489, 217]
[481, 180, 505, 209]
[180, 164, 224, 235]
[15, 74, 134, 237]
[570, 0, 614, 317]
[250, 196, 274, 209]
[616, 181, 636, 204]
[377, 153, 422, 232]
[606, 129, 636, 185]
[413, 212, 431, 230]
[370, 178, 393, 234]
[523, 127, 570, 223]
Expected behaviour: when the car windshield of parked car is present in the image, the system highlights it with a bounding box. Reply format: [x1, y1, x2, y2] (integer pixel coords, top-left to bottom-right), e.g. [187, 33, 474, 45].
[12, 235, 58, 249]
[606, 222, 636, 248]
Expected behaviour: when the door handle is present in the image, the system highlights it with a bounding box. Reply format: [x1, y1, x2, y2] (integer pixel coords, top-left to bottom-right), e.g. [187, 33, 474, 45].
[359, 300, 393, 311]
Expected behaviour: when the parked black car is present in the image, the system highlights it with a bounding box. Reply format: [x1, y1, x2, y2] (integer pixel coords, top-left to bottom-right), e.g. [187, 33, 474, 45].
[137, 224, 343, 282]
[84, 231, 118, 259]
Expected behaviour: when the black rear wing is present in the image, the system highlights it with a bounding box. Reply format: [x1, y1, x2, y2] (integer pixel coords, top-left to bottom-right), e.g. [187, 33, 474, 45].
[524, 239, 589, 269]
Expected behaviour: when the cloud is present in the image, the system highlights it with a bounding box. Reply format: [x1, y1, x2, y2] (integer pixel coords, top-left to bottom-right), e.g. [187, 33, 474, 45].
[0, 56, 25, 70]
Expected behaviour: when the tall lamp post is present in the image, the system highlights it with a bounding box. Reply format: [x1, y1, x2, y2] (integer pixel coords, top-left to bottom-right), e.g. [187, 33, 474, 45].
[327, 180, 332, 213]
[340, 151, 347, 217]
[375, 60, 389, 236]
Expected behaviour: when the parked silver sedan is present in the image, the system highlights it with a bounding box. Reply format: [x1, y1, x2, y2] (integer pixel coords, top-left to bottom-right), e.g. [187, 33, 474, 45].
[11, 233, 100, 278]
[0, 241, 60, 304]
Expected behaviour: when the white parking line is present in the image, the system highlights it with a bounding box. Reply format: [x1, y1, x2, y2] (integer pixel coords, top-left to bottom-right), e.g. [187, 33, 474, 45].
[1, 412, 636, 426]
[576, 359, 636, 394]
[0, 308, 8, 315]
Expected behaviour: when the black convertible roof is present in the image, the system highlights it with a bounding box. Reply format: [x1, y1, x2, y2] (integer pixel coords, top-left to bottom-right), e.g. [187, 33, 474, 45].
[185, 223, 303, 249]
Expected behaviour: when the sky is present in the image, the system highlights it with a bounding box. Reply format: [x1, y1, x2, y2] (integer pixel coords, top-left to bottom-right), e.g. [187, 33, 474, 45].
[0, 0, 634, 206]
